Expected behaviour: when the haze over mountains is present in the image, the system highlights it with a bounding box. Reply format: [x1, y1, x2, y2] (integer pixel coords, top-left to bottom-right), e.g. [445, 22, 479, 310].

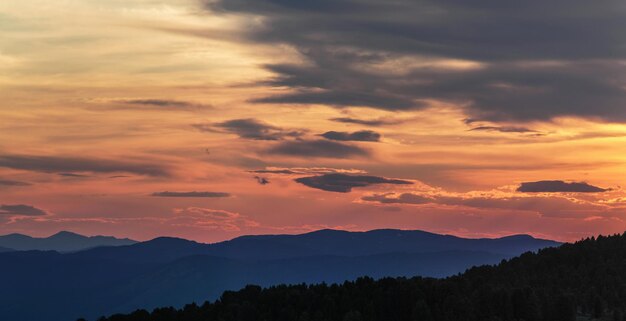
[0, 231, 137, 252]
[0, 229, 560, 321]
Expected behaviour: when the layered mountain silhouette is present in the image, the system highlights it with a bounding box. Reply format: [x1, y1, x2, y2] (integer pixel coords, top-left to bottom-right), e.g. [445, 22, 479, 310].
[0, 231, 136, 252]
[97, 232, 626, 321]
[0, 229, 560, 321]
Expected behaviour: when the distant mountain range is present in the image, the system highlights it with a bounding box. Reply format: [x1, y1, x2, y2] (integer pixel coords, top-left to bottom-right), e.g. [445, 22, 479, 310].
[0, 229, 561, 321]
[0, 231, 136, 252]
[96, 232, 626, 321]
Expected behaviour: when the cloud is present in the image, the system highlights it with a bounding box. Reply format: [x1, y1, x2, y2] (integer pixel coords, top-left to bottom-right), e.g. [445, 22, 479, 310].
[0, 180, 31, 186]
[469, 126, 537, 134]
[0, 204, 47, 216]
[194, 118, 304, 140]
[362, 192, 606, 218]
[58, 173, 89, 178]
[295, 173, 413, 193]
[329, 117, 403, 126]
[206, 0, 626, 122]
[320, 130, 381, 142]
[266, 139, 369, 158]
[254, 176, 270, 185]
[517, 180, 609, 193]
[172, 207, 259, 232]
[249, 167, 366, 175]
[250, 169, 297, 174]
[0, 154, 168, 177]
[152, 191, 231, 198]
[117, 99, 210, 109]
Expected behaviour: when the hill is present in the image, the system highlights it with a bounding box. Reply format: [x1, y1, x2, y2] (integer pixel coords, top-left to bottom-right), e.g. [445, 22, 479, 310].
[0, 231, 137, 252]
[0, 229, 559, 321]
[96, 233, 626, 321]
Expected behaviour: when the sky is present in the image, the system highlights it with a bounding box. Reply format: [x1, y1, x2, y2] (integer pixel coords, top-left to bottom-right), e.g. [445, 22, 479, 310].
[2, 0, 626, 242]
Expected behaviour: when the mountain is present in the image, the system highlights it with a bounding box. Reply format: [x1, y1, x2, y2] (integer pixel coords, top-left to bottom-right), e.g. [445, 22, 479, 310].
[0, 229, 560, 321]
[208, 229, 559, 259]
[0, 246, 13, 252]
[0, 231, 137, 252]
[74, 229, 560, 263]
[97, 232, 626, 321]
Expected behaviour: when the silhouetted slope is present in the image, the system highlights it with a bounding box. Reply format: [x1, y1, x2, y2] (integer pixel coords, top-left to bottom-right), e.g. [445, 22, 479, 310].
[72, 237, 207, 263]
[97, 233, 626, 321]
[100, 250, 506, 315]
[0, 231, 137, 252]
[0, 229, 560, 321]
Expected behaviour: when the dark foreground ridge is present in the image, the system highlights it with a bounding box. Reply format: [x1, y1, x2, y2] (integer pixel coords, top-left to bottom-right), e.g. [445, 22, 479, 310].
[96, 232, 626, 321]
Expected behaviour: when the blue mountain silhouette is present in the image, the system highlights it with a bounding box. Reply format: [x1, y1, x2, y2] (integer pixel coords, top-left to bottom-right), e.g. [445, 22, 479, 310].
[0, 229, 560, 321]
[0, 231, 136, 252]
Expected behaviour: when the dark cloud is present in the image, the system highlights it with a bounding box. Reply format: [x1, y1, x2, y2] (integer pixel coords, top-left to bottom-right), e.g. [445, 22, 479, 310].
[254, 176, 270, 185]
[329, 117, 403, 126]
[206, 0, 626, 122]
[295, 173, 412, 193]
[194, 118, 304, 140]
[517, 180, 609, 193]
[320, 130, 381, 142]
[0, 154, 168, 177]
[267, 139, 369, 158]
[118, 99, 210, 109]
[0, 204, 47, 216]
[469, 126, 537, 133]
[58, 173, 89, 178]
[151, 191, 231, 198]
[0, 180, 31, 186]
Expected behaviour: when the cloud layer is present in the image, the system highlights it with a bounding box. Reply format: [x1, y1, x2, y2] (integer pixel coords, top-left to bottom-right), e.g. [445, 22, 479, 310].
[207, 0, 626, 122]
[0, 204, 47, 216]
[152, 191, 231, 198]
[295, 173, 412, 192]
[517, 180, 608, 193]
[320, 130, 381, 142]
[195, 118, 304, 140]
[0, 154, 168, 177]
[267, 140, 369, 158]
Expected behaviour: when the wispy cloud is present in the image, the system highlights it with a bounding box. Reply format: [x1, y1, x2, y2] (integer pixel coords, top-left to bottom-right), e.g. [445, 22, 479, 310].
[267, 140, 369, 158]
[0, 154, 169, 177]
[152, 191, 231, 198]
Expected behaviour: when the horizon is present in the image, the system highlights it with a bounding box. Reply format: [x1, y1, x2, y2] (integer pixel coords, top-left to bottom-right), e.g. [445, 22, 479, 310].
[0, 227, 572, 244]
[3, 0, 626, 244]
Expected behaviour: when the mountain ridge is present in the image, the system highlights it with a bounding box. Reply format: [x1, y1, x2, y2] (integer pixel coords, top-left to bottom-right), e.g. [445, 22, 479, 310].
[94, 232, 626, 321]
[0, 230, 137, 252]
[0, 228, 562, 321]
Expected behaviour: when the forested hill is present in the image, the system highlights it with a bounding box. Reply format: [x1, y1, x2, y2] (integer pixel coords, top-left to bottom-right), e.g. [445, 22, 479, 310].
[95, 233, 626, 321]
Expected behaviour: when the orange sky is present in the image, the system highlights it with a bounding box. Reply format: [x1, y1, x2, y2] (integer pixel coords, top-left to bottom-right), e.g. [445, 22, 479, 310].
[2, 0, 626, 243]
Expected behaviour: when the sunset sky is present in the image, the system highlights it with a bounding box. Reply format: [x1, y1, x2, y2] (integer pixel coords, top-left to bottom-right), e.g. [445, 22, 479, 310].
[2, 0, 626, 242]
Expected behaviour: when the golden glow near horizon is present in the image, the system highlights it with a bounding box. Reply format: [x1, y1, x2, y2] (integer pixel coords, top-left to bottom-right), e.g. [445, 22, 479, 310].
[2, 0, 626, 243]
